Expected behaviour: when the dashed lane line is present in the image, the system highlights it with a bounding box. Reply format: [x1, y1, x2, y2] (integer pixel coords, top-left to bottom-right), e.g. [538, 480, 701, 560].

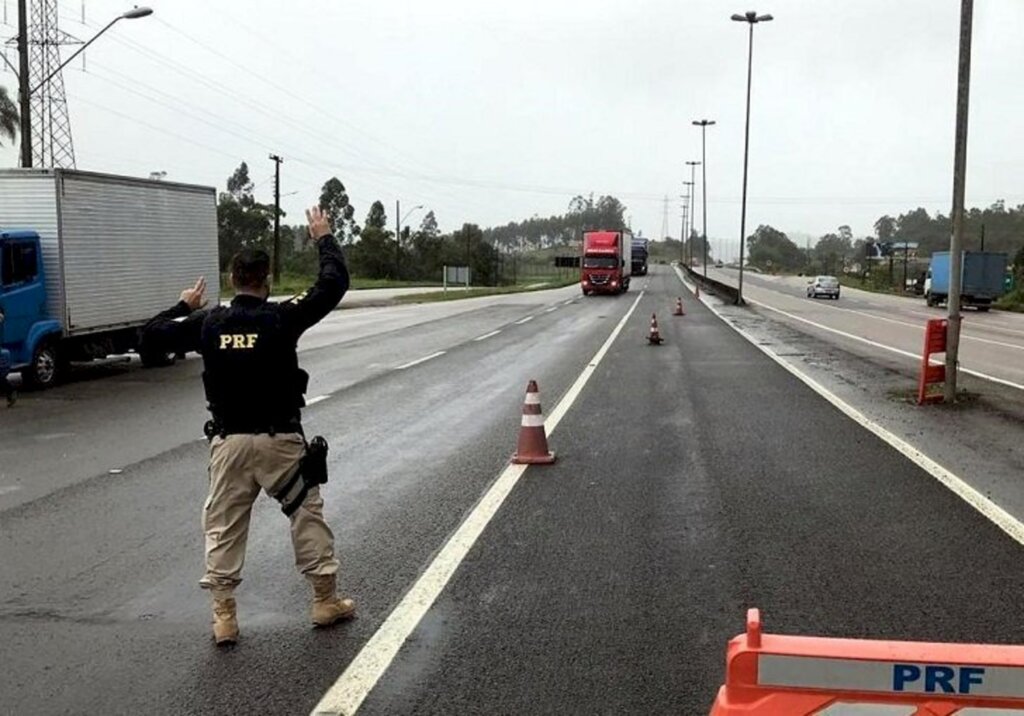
[394, 351, 446, 370]
[473, 330, 502, 342]
[746, 297, 1024, 393]
[310, 290, 646, 716]
[514, 315, 535, 325]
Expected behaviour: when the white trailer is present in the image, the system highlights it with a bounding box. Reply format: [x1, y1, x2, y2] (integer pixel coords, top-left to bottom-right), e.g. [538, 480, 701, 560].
[0, 168, 219, 386]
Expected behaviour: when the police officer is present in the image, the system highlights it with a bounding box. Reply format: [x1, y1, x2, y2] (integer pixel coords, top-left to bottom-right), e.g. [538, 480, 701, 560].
[141, 206, 353, 645]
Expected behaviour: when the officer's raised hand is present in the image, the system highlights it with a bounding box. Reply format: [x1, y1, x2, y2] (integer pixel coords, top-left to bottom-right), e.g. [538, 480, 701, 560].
[180, 276, 208, 310]
[306, 206, 332, 242]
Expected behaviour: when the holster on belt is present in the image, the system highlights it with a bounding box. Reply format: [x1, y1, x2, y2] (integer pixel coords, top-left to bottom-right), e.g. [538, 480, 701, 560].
[272, 436, 330, 517]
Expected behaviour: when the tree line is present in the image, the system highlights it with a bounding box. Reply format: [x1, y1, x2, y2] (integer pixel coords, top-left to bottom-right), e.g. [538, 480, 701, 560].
[216, 162, 631, 284]
[216, 161, 502, 284]
[747, 202, 1024, 279]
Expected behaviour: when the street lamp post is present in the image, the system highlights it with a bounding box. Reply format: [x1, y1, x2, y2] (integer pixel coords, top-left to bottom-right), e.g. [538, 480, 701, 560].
[682, 180, 695, 265]
[691, 121, 715, 279]
[679, 194, 689, 265]
[732, 10, 772, 305]
[684, 160, 700, 266]
[12, 4, 153, 167]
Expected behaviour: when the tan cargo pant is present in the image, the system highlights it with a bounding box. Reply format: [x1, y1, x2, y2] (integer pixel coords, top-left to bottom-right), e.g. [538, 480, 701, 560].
[199, 432, 339, 595]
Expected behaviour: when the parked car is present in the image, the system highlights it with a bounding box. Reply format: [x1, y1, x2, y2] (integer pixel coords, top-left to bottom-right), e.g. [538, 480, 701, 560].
[807, 275, 841, 300]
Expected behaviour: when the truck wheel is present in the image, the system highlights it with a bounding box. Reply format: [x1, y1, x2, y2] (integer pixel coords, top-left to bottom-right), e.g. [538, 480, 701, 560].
[140, 350, 178, 368]
[23, 339, 64, 390]
[925, 293, 935, 307]
[977, 306, 991, 313]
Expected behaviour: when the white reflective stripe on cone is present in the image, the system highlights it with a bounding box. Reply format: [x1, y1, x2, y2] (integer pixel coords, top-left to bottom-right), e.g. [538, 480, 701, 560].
[521, 414, 545, 428]
[524, 393, 541, 405]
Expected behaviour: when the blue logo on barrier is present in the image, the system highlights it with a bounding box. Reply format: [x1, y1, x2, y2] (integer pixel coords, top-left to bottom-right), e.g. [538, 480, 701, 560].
[893, 664, 986, 694]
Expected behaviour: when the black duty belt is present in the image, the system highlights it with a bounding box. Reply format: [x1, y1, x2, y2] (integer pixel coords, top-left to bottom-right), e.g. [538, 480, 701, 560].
[204, 419, 303, 440]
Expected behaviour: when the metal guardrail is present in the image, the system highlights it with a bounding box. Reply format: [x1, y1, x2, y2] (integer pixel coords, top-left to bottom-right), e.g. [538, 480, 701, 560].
[681, 264, 742, 304]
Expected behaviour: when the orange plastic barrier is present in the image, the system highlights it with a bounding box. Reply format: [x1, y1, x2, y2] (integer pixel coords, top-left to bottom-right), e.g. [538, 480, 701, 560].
[710, 609, 1024, 714]
[917, 318, 948, 405]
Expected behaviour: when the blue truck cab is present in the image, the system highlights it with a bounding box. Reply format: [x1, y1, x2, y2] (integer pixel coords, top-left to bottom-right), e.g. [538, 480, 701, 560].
[0, 230, 64, 388]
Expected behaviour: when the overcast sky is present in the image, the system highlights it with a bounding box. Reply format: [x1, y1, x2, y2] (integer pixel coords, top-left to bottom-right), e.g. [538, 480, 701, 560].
[2, 0, 1022, 259]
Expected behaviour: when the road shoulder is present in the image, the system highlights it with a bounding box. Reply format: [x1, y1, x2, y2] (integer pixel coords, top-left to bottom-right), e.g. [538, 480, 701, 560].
[682, 268, 1024, 529]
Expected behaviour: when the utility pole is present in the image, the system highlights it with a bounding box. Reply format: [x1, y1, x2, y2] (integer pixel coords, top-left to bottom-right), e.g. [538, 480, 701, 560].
[269, 154, 283, 284]
[731, 10, 772, 304]
[17, 0, 31, 167]
[395, 199, 401, 280]
[902, 243, 909, 292]
[945, 0, 974, 403]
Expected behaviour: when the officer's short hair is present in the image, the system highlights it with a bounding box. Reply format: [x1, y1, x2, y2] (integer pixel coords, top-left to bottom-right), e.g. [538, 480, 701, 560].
[230, 249, 271, 289]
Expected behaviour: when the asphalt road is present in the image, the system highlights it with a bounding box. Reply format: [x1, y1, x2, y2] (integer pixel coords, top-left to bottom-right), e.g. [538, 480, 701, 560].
[2, 266, 1022, 715]
[702, 265, 1024, 390]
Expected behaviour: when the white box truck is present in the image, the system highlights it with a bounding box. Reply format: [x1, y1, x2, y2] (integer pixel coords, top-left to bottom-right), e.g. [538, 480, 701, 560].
[0, 168, 219, 388]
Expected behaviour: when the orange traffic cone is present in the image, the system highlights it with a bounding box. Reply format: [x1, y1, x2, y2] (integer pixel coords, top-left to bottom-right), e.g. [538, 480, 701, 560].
[648, 313, 663, 345]
[673, 297, 685, 316]
[511, 380, 556, 465]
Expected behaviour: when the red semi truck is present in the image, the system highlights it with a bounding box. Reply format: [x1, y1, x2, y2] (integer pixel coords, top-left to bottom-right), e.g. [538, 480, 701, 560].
[580, 230, 633, 295]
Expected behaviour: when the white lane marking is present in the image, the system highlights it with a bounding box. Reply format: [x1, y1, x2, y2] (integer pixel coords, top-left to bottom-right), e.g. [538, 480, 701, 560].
[748, 298, 1024, 393]
[514, 315, 534, 325]
[307, 395, 331, 406]
[0, 485, 22, 496]
[677, 269, 1024, 550]
[543, 306, 558, 313]
[395, 351, 446, 370]
[473, 330, 501, 342]
[310, 290, 645, 716]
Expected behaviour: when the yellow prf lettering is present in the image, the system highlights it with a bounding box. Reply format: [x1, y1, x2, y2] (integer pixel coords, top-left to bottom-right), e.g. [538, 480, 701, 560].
[219, 333, 260, 349]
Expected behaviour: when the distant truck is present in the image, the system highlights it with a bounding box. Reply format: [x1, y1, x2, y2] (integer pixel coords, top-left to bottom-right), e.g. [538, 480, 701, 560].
[924, 250, 1007, 311]
[631, 237, 649, 276]
[581, 230, 632, 295]
[0, 168, 220, 388]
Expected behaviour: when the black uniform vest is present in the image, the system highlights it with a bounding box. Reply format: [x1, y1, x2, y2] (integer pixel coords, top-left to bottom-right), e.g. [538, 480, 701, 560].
[199, 297, 308, 429]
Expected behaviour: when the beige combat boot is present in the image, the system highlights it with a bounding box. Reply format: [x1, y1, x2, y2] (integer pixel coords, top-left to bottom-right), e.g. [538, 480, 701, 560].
[211, 595, 239, 645]
[309, 575, 356, 627]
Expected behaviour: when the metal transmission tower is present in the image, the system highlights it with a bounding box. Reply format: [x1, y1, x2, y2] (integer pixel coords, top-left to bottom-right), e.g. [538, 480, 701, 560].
[27, 0, 81, 168]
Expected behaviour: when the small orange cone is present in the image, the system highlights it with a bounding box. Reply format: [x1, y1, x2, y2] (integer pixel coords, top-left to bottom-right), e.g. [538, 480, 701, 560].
[673, 297, 685, 316]
[511, 380, 556, 465]
[648, 313, 663, 345]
